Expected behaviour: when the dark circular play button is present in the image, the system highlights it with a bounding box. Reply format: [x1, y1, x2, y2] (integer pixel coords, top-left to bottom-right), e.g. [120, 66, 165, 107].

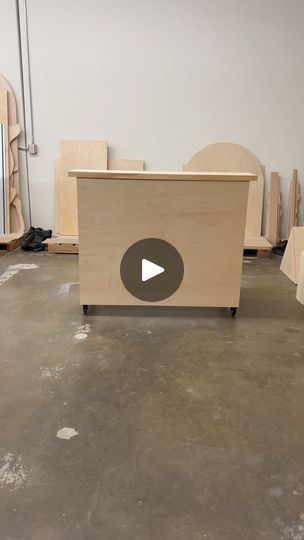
[120, 238, 184, 302]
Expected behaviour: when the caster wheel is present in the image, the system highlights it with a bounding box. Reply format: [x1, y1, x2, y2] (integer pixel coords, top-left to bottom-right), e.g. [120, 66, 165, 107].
[230, 307, 237, 318]
[83, 305, 89, 315]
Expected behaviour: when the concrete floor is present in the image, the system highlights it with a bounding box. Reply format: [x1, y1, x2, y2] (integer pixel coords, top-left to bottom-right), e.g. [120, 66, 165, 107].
[0, 250, 303, 540]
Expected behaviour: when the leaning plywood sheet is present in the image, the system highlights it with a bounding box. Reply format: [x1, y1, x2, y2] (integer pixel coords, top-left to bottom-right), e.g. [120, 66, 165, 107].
[244, 236, 272, 249]
[0, 232, 26, 252]
[286, 170, 301, 240]
[0, 74, 23, 234]
[183, 142, 264, 238]
[59, 141, 107, 235]
[108, 159, 144, 171]
[244, 236, 272, 258]
[9, 124, 23, 234]
[266, 172, 281, 246]
[280, 227, 304, 284]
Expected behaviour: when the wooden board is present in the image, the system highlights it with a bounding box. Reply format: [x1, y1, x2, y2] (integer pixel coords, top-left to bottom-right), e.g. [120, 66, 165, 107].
[0, 74, 20, 197]
[0, 74, 23, 234]
[286, 170, 301, 240]
[183, 142, 264, 238]
[58, 141, 107, 235]
[47, 244, 78, 254]
[8, 124, 23, 234]
[266, 172, 280, 246]
[244, 236, 272, 250]
[108, 159, 144, 171]
[75, 172, 253, 307]
[0, 232, 26, 252]
[70, 170, 257, 182]
[280, 227, 304, 284]
[11, 195, 25, 234]
[8, 124, 20, 177]
[43, 235, 79, 254]
[43, 235, 78, 245]
[243, 236, 272, 258]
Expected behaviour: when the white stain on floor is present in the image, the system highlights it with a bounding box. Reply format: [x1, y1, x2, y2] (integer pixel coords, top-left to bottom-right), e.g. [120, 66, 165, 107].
[57, 427, 78, 440]
[282, 524, 304, 539]
[0, 453, 27, 490]
[74, 323, 91, 340]
[77, 324, 91, 333]
[0, 264, 39, 287]
[57, 282, 79, 296]
[40, 366, 64, 379]
[74, 333, 88, 340]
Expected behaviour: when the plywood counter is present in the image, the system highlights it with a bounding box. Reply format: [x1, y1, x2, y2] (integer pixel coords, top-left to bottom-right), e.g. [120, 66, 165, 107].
[70, 170, 257, 312]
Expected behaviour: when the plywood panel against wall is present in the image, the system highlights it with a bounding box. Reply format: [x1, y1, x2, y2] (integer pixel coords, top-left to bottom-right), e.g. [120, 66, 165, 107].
[108, 159, 144, 171]
[266, 172, 280, 246]
[286, 170, 301, 240]
[59, 141, 107, 235]
[183, 142, 264, 238]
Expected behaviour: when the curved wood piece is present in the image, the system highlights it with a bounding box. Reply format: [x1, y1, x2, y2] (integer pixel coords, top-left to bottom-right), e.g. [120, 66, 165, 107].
[9, 186, 16, 204]
[10, 171, 25, 234]
[183, 142, 264, 238]
[0, 74, 24, 232]
[9, 124, 20, 142]
[8, 125, 21, 176]
[11, 194, 25, 235]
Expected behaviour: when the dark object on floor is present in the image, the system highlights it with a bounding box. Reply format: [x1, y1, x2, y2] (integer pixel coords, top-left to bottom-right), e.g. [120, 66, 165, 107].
[21, 227, 52, 252]
[273, 240, 288, 256]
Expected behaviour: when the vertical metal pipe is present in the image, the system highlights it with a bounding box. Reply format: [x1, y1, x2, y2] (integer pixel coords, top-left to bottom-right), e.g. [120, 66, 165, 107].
[23, 0, 35, 145]
[15, 0, 32, 227]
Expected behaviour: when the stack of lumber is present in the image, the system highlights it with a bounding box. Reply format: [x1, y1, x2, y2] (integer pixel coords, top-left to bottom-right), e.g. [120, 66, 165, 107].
[44, 141, 144, 253]
[0, 74, 25, 250]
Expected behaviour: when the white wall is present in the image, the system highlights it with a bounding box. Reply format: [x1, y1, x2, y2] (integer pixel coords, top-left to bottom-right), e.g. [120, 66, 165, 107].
[1, 0, 304, 235]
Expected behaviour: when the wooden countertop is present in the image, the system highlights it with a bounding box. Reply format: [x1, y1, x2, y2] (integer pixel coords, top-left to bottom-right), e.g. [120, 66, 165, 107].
[69, 170, 257, 182]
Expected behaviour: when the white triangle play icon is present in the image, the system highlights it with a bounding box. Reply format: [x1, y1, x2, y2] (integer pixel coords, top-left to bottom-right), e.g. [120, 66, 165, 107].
[142, 258, 165, 282]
